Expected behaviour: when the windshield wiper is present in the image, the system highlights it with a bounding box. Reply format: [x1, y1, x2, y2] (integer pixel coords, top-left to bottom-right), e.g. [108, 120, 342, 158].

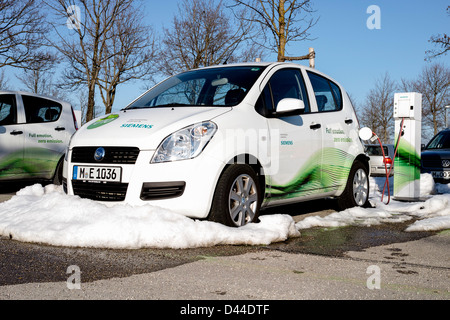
[153, 103, 192, 107]
[123, 103, 201, 111]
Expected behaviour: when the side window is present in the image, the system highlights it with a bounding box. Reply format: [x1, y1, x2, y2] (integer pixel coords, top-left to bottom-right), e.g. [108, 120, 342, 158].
[0, 94, 17, 126]
[255, 68, 310, 117]
[22, 95, 62, 124]
[255, 85, 273, 117]
[307, 71, 343, 112]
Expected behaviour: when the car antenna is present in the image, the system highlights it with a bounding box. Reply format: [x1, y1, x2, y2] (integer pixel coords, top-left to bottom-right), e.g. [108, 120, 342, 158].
[222, 45, 238, 65]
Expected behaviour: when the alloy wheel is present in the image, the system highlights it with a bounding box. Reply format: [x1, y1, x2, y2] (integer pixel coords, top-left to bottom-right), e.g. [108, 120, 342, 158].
[228, 174, 258, 226]
[353, 168, 369, 206]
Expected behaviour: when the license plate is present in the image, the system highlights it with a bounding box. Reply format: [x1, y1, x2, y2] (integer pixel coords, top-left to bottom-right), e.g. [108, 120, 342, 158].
[432, 171, 450, 179]
[73, 166, 122, 183]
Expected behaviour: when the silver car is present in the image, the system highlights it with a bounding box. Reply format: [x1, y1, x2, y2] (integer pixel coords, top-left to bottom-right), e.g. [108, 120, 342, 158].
[365, 144, 395, 177]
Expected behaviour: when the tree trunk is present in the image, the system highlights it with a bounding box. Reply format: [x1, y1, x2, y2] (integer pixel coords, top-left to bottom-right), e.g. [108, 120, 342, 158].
[105, 86, 116, 115]
[86, 81, 96, 122]
[277, 0, 286, 62]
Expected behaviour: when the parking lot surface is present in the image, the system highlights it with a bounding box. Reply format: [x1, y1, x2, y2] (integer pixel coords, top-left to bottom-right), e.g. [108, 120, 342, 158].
[0, 183, 449, 301]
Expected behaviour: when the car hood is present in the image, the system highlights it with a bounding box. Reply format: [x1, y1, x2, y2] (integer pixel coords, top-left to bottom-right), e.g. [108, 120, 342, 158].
[71, 107, 232, 150]
[421, 149, 450, 159]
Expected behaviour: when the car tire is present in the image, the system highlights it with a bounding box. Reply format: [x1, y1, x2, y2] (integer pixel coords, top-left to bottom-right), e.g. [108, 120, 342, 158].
[53, 159, 63, 185]
[208, 164, 261, 227]
[337, 160, 370, 210]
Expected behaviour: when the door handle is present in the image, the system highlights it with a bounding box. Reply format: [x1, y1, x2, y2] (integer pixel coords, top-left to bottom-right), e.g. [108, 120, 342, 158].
[310, 123, 321, 130]
[10, 130, 23, 136]
[55, 126, 66, 131]
[345, 119, 353, 124]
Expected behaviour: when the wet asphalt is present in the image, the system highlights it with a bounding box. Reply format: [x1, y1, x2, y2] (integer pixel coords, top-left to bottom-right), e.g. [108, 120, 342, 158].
[0, 181, 438, 287]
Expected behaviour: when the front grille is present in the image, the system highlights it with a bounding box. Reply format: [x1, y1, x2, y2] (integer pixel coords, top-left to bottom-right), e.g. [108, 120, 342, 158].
[140, 182, 186, 200]
[72, 181, 128, 201]
[71, 147, 140, 164]
[422, 159, 445, 168]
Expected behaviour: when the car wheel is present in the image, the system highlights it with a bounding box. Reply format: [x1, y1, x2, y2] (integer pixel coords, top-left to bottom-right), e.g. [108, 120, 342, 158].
[53, 159, 63, 185]
[337, 160, 369, 210]
[209, 164, 261, 227]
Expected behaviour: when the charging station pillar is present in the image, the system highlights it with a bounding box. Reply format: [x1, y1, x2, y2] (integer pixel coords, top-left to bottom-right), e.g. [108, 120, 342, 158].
[393, 92, 422, 201]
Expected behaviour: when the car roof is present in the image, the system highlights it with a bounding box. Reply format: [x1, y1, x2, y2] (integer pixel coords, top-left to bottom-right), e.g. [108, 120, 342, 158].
[198, 61, 323, 74]
[180, 61, 343, 89]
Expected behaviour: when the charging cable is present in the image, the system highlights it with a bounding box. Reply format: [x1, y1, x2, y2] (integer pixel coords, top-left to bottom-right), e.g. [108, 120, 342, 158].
[372, 118, 404, 205]
[369, 132, 391, 204]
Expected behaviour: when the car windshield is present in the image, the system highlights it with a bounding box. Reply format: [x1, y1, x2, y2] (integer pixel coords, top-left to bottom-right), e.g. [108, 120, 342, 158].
[126, 66, 267, 109]
[426, 131, 450, 150]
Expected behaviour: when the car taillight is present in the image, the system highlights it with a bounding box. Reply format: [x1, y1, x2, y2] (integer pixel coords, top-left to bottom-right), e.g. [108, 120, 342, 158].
[383, 157, 393, 165]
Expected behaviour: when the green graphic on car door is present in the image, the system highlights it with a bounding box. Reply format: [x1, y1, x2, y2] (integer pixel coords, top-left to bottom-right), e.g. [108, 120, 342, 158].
[0, 150, 25, 177]
[267, 148, 355, 199]
[0, 148, 60, 179]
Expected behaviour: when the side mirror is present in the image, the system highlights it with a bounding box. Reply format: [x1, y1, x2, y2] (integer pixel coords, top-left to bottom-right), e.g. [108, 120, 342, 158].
[274, 98, 305, 117]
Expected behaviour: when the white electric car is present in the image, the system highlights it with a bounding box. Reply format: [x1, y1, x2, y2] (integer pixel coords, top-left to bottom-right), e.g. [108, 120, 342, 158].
[63, 63, 370, 227]
[0, 91, 78, 184]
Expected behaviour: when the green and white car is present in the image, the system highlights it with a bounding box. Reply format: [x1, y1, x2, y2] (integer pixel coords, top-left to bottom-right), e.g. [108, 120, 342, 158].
[0, 91, 78, 184]
[64, 63, 370, 227]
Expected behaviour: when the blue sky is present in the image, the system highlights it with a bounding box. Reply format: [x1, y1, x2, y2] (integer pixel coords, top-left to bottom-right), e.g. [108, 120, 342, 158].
[117, 0, 450, 111]
[4, 0, 450, 113]
[298, 0, 449, 106]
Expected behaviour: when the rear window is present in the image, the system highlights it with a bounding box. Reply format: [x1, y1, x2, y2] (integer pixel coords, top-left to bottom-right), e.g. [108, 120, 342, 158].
[22, 95, 62, 124]
[0, 94, 17, 125]
[366, 145, 388, 156]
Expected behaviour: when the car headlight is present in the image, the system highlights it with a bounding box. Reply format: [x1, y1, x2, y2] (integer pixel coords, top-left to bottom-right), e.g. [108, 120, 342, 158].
[151, 121, 217, 163]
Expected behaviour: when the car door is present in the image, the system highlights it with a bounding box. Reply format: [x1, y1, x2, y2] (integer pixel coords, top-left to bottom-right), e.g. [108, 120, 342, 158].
[0, 93, 25, 180]
[305, 71, 356, 193]
[257, 67, 324, 204]
[20, 94, 67, 179]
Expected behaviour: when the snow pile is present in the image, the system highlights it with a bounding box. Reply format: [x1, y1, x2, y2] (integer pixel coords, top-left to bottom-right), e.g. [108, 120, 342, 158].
[0, 173, 449, 249]
[296, 174, 450, 232]
[0, 184, 299, 249]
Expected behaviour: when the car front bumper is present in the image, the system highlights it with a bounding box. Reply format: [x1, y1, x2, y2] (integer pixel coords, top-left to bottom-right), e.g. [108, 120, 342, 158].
[63, 149, 226, 219]
[370, 164, 393, 176]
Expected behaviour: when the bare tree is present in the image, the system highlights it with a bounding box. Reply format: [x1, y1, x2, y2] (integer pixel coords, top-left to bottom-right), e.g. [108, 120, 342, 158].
[16, 55, 59, 95]
[360, 73, 397, 144]
[45, 0, 135, 122]
[232, 0, 318, 62]
[402, 63, 450, 137]
[97, 6, 157, 114]
[159, 0, 262, 76]
[0, 0, 52, 69]
[426, 6, 449, 60]
[77, 89, 103, 125]
[0, 69, 8, 90]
